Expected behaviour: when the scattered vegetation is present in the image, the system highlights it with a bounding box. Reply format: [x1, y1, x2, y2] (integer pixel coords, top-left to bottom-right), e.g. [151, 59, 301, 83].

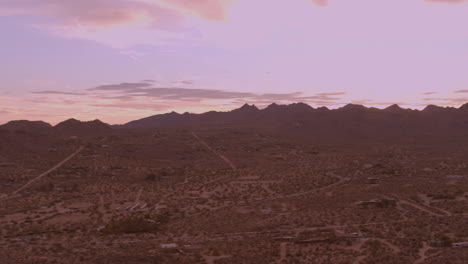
[102, 215, 161, 234]
[102, 211, 170, 235]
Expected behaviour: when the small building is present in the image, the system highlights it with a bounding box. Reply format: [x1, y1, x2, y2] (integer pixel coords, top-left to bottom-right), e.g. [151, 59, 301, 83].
[0, 162, 16, 168]
[294, 237, 332, 244]
[446, 175, 465, 179]
[160, 243, 178, 249]
[359, 199, 396, 208]
[182, 245, 202, 253]
[274, 236, 296, 241]
[430, 240, 449, 247]
[335, 232, 363, 244]
[367, 178, 380, 184]
[160, 243, 180, 254]
[452, 242, 468, 248]
[359, 199, 381, 206]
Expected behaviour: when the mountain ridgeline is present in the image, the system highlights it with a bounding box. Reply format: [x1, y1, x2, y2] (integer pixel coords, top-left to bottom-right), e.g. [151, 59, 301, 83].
[0, 119, 111, 135]
[113, 103, 468, 140]
[1, 103, 468, 139]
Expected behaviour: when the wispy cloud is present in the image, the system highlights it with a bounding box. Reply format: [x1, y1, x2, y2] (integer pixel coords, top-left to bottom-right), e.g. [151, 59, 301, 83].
[308, 0, 329, 7]
[90, 82, 153, 91]
[316, 92, 346, 96]
[142, 79, 157, 83]
[172, 80, 194, 85]
[90, 102, 171, 111]
[22, 81, 347, 120]
[86, 82, 346, 103]
[0, 0, 232, 27]
[119, 49, 146, 61]
[454, 89, 468, 93]
[0, 0, 231, 49]
[32, 90, 85, 96]
[0, 0, 177, 27]
[150, 0, 235, 21]
[424, 97, 468, 106]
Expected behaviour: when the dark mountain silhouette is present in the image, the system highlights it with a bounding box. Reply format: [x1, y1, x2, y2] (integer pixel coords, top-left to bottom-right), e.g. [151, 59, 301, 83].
[0, 119, 112, 134]
[2, 103, 468, 139]
[113, 103, 468, 140]
[0, 120, 53, 133]
[54, 119, 111, 134]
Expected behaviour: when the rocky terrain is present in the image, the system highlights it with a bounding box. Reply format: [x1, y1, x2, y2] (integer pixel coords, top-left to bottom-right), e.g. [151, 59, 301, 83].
[0, 103, 467, 263]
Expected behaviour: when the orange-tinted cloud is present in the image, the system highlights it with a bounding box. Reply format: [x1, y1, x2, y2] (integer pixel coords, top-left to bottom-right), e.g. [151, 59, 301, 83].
[308, 0, 329, 7]
[76, 8, 142, 27]
[0, 0, 166, 27]
[0, 0, 235, 48]
[162, 0, 235, 21]
[0, 0, 237, 26]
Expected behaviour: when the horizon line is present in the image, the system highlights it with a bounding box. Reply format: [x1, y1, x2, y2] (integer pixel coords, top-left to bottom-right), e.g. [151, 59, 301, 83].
[2, 101, 467, 127]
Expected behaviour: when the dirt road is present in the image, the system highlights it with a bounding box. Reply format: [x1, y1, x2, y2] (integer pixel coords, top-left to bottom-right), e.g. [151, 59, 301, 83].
[7, 146, 85, 197]
[192, 131, 236, 170]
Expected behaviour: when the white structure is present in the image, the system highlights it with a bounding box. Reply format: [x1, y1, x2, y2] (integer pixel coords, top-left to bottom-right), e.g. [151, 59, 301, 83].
[160, 243, 178, 249]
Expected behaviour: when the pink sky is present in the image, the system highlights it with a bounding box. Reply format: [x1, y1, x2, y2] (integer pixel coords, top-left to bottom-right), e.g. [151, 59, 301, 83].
[1, 0, 468, 124]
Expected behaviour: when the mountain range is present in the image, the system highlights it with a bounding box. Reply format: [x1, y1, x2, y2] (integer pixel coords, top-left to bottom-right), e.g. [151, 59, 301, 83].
[1, 103, 468, 139]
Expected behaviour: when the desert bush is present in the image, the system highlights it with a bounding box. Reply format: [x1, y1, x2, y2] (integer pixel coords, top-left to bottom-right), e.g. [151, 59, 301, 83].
[102, 215, 160, 234]
[428, 193, 455, 200]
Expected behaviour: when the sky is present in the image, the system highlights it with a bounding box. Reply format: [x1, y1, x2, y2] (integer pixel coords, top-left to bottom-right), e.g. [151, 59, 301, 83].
[1, 0, 468, 125]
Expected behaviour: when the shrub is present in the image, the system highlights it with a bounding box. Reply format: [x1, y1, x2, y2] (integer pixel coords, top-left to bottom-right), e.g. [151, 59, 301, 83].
[102, 215, 160, 234]
[145, 173, 158, 181]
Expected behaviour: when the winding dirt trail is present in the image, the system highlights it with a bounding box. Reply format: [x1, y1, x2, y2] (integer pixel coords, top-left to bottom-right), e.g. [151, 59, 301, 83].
[135, 187, 143, 203]
[192, 131, 236, 170]
[203, 255, 231, 264]
[415, 242, 431, 264]
[4, 146, 85, 198]
[254, 173, 350, 203]
[280, 242, 288, 260]
[390, 195, 447, 217]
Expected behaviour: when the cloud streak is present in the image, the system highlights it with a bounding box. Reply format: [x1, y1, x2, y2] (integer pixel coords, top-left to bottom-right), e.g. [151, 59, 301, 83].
[154, 0, 235, 21]
[87, 82, 346, 102]
[0, 0, 232, 27]
[90, 82, 153, 91]
[32, 90, 85, 96]
[308, 0, 329, 7]
[0, 0, 234, 49]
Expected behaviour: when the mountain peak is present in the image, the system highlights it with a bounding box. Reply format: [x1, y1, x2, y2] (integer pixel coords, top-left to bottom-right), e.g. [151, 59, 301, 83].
[55, 118, 111, 133]
[264, 103, 282, 111]
[316, 106, 329, 111]
[266, 102, 279, 108]
[384, 104, 404, 112]
[233, 103, 259, 112]
[61, 118, 80, 124]
[289, 102, 313, 111]
[341, 104, 366, 111]
[0, 120, 52, 133]
[423, 104, 445, 113]
[459, 103, 468, 111]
